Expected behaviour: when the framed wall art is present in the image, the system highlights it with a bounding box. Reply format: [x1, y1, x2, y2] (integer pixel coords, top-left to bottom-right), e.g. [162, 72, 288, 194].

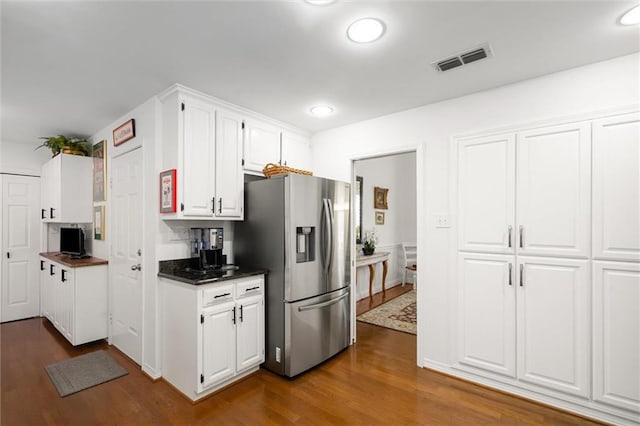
[375, 211, 385, 225]
[92, 140, 106, 202]
[94, 206, 105, 240]
[160, 169, 177, 213]
[113, 118, 135, 146]
[374, 186, 388, 209]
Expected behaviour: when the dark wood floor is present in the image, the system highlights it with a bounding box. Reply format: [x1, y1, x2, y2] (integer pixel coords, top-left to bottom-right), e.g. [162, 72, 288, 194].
[356, 284, 414, 316]
[1, 317, 601, 425]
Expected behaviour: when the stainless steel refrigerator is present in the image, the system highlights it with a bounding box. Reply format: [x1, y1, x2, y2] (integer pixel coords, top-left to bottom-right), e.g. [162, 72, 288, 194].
[235, 174, 351, 377]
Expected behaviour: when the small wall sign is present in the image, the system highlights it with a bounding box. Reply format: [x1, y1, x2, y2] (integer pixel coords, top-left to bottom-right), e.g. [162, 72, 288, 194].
[92, 140, 106, 202]
[160, 169, 177, 213]
[113, 119, 135, 146]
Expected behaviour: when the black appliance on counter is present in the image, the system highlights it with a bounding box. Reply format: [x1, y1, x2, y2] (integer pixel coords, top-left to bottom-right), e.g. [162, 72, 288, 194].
[190, 227, 224, 269]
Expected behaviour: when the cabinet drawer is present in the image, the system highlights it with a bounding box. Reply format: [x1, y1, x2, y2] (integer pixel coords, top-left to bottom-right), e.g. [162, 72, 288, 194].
[202, 284, 234, 307]
[236, 277, 263, 299]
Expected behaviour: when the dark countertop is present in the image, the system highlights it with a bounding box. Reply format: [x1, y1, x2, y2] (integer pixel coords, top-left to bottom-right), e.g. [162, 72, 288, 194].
[40, 252, 108, 268]
[158, 258, 266, 286]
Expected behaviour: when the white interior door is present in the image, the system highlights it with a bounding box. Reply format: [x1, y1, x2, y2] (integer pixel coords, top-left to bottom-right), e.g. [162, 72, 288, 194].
[1, 174, 41, 322]
[111, 148, 143, 364]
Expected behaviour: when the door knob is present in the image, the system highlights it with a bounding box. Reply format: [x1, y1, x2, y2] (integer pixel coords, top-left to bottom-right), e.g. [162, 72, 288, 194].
[131, 264, 141, 271]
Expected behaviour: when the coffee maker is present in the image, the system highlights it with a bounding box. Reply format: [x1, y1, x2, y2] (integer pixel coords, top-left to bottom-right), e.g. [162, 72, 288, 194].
[190, 228, 224, 270]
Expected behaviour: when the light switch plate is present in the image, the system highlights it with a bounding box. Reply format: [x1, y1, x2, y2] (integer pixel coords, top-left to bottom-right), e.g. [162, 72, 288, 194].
[434, 213, 451, 228]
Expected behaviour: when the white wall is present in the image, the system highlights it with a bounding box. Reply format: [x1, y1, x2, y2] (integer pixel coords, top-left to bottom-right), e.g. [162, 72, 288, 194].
[354, 152, 416, 299]
[310, 53, 640, 367]
[0, 139, 51, 176]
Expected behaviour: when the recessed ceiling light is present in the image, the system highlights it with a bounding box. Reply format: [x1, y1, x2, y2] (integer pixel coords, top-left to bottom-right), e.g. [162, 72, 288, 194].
[310, 105, 334, 117]
[620, 5, 640, 25]
[304, 0, 336, 5]
[347, 17, 386, 43]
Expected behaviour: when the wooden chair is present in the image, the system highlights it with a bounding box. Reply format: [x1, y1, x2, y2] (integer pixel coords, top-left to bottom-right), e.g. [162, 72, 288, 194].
[402, 242, 417, 289]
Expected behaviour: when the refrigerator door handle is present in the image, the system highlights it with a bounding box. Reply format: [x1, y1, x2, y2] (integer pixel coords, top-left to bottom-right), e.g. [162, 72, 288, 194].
[326, 198, 334, 271]
[321, 198, 332, 274]
[297, 292, 349, 312]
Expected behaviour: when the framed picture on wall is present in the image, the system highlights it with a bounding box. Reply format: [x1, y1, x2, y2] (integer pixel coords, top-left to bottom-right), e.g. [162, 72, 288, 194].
[113, 119, 135, 146]
[160, 169, 177, 213]
[375, 211, 385, 225]
[94, 205, 105, 240]
[92, 140, 106, 202]
[374, 186, 388, 209]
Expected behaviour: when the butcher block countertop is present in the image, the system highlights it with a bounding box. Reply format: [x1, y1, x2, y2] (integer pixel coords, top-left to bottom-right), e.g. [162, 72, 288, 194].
[40, 252, 108, 268]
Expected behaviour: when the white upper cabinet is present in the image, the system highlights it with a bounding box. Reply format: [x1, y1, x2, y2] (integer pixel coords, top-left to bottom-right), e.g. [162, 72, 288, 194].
[160, 87, 244, 220]
[243, 119, 281, 173]
[516, 122, 591, 258]
[182, 97, 216, 217]
[457, 252, 516, 378]
[593, 261, 640, 413]
[457, 133, 515, 254]
[215, 110, 244, 219]
[281, 131, 311, 170]
[516, 256, 590, 397]
[593, 113, 640, 261]
[40, 154, 92, 223]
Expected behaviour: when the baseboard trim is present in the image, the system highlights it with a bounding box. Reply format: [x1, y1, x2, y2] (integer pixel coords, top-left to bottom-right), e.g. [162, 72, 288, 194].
[421, 360, 639, 425]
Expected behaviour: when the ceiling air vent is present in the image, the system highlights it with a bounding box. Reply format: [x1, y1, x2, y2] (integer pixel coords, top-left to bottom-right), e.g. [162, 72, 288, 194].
[433, 43, 493, 72]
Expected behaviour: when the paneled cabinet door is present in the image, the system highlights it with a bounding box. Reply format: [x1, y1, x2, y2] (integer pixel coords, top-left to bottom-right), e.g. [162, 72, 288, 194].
[516, 122, 591, 258]
[516, 257, 589, 397]
[593, 113, 640, 261]
[181, 98, 216, 217]
[201, 302, 236, 389]
[215, 110, 244, 219]
[40, 259, 51, 319]
[281, 132, 311, 170]
[59, 267, 75, 342]
[457, 134, 515, 254]
[457, 253, 516, 377]
[236, 295, 264, 373]
[243, 119, 281, 173]
[593, 261, 640, 413]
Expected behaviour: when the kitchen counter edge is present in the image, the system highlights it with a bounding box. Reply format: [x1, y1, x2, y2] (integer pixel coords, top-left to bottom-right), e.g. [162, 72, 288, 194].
[40, 252, 108, 268]
[158, 269, 267, 286]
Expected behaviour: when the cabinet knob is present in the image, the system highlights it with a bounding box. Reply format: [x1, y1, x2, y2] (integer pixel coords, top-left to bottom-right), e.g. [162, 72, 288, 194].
[131, 264, 141, 271]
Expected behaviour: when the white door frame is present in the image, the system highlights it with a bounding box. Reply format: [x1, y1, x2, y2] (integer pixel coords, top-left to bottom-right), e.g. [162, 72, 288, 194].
[349, 143, 425, 353]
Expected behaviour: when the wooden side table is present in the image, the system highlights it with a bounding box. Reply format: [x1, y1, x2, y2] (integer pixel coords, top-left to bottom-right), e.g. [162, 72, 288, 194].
[356, 252, 390, 298]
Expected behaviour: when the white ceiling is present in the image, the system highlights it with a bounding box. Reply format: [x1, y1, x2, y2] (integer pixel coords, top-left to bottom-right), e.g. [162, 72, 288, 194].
[2, 1, 638, 143]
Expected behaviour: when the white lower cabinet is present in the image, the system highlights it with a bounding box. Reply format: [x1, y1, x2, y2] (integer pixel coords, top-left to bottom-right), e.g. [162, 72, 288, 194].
[457, 254, 590, 397]
[161, 274, 265, 401]
[593, 261, 640, 414]
[39, 256, 108, 346]
[517, 257, 589, 397]
[457, 253, 516, 377]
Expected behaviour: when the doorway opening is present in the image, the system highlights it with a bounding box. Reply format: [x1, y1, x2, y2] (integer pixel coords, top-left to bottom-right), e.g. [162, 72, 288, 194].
[352, 150, 418, 339]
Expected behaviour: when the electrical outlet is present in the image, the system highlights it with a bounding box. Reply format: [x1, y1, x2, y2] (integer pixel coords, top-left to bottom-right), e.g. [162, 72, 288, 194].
[434, 213, 451, 228]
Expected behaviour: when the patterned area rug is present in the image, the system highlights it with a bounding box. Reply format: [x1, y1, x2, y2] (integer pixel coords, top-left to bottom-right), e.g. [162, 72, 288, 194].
[357, 290, 416, 335]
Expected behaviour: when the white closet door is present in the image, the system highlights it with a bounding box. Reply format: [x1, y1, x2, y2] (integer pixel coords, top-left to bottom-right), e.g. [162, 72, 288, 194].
[457, 134, 515, 254]
[516, 122, 591, 258]
[457, 253, 516, 377]
[1, 175, 41, 322]
[593, 112, 640, 261]
[516, 257, 590, 397]
[593, 261, 640, 413]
